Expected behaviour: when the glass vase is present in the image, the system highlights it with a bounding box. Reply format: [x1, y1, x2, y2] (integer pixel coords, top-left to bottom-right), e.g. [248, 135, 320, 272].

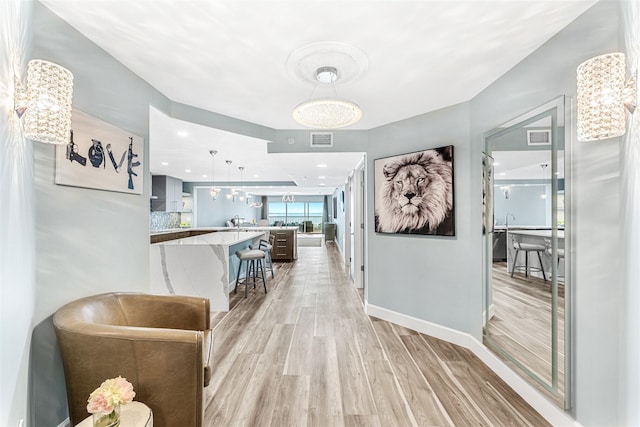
[92, 404, 121, 427]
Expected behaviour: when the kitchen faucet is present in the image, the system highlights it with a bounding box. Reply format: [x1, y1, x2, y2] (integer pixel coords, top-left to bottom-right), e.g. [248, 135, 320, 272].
[505, 213, 515, 228]
[233, 214, 240, 230]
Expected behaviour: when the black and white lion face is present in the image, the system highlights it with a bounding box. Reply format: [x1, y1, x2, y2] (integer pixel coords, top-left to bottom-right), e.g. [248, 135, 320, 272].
[376, 150, 453, 233]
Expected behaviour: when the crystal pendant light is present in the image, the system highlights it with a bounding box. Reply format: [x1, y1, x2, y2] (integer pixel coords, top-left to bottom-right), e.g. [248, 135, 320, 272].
[540, 164, 548, 199]
[225, 160, 234, 200]
[238, 166, 245, 202]
[209, 150, 219, 200]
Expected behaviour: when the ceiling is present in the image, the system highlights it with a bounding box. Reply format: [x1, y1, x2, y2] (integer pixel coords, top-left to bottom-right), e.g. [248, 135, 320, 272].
[492, 150, 564, 181]
[150, 107, 364, 195]
[40, 0, 597, 193]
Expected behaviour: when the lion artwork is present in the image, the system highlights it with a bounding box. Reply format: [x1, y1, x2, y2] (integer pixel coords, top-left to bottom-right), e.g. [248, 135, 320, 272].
[375, 146, 454, 235]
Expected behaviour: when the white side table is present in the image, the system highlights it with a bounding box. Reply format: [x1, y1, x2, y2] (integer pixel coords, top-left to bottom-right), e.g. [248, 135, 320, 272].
[77, 401, 153, 427]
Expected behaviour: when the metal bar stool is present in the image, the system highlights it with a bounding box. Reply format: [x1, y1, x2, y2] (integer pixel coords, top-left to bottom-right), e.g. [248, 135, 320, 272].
[544, 238, 565, 282]
[250, 236, 275, 279]
[234, 249, 267, 297]
[511, 238, 547, 281]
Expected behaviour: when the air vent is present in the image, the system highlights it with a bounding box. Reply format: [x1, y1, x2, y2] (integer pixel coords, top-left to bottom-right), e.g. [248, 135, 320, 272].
[527, 129, 551, 146]
[310, 132, 333, 147]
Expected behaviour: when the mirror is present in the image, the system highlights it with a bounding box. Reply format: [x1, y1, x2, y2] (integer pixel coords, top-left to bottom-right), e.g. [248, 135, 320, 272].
[482, 96, 570, 409]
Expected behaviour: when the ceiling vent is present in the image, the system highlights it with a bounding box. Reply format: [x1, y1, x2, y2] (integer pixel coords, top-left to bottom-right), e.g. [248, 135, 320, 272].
[310, 132, 333, 147]
[527, 129, 552, 146]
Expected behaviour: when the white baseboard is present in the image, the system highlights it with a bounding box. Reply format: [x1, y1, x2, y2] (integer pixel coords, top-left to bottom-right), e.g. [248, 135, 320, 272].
[366, 303, 472, 348]
[56, 418, 70, 427]
[365, 303, 581, 427]
[482, 303, 495, 326]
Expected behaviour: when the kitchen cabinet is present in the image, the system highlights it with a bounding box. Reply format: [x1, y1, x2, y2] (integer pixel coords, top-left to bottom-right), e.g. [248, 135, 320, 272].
[271, 229, 296, 261]
[151, 175, 183, 212]
[324, 223, 336, 242]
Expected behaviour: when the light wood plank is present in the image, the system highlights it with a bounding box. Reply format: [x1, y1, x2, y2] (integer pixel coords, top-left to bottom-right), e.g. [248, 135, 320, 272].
[203, 246, 552, 426]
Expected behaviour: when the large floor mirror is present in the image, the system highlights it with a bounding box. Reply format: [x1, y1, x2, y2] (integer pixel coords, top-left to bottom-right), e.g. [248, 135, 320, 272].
[483, 96, 571, 409]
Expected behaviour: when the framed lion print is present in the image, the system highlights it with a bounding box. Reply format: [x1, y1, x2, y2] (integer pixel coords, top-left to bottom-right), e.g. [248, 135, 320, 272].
[374, 145, 455, 236]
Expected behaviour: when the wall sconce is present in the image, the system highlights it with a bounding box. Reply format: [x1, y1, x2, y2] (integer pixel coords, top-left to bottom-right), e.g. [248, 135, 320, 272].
[499, 186, 510, 199]
[15, 59, 74, 145]
[577, 52, 637, 142]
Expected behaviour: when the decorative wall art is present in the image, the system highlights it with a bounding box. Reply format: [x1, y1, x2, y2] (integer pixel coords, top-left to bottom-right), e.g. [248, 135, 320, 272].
[374, 145, 455, 236]
[55, 110, 143, 194]
[482, 153, 494, 234]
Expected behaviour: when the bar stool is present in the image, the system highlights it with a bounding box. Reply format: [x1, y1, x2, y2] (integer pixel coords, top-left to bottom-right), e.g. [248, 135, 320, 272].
[234, 249, 267, 297]
[511, 238, 547, 281]
[250, 236, 275, 279]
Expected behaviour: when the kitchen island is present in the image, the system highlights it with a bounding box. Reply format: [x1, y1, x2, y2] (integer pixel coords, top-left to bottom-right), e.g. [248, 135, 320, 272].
[151, 226, 299, 260]
[150, 230, 265, 311]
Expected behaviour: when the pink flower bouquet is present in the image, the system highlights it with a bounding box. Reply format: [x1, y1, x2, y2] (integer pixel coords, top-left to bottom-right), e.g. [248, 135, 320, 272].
[87, 376, 136, 415]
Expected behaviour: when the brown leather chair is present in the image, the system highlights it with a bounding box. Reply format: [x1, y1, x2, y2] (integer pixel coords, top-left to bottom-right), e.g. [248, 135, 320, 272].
[53, 292, 212, 426]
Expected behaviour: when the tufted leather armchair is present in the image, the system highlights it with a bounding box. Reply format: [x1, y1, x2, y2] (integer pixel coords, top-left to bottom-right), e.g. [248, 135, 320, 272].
[53, 292, 212, 426]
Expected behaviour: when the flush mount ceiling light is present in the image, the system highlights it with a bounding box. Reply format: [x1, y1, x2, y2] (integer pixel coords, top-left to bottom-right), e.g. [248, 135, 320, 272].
[209, 150, 220, 200]
[292, 66, 362, 129]
[15, 59, 74, 145]
[576, 52, 637, 141]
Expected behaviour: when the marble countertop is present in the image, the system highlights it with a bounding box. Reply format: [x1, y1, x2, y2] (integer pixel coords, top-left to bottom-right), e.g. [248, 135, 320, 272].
[150, 226, 298, 236]
[152, 230, 266, 246]
[507, 229, 565, 238]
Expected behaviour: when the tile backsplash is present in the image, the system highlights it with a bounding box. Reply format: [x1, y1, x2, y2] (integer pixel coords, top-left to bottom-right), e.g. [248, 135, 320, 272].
[150, 212, 181, 231]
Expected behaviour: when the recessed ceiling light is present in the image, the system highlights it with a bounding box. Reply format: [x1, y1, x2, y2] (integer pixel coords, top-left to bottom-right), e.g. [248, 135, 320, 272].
[185, 169, 191, 173]
[202, 174, 208, 178]
[161, 162, 169, 166]
[493, 162, 501, 166]
[177, 131, 188, 137]
[499, 172, 506, 176]
[317, 164, 327, 168]
[253, 174, 260, 178]
[319, 183, 326, 186]
[318, 176, 326, 179]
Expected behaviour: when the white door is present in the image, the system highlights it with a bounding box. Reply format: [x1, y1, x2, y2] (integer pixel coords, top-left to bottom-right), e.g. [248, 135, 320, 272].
[353, 164, 365, 289]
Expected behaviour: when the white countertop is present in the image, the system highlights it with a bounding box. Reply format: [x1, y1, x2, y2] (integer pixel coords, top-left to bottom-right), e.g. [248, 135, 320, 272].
[152, 230, 265, 246]
[150, 226, 298, 236]
[507, 229, 565, 238]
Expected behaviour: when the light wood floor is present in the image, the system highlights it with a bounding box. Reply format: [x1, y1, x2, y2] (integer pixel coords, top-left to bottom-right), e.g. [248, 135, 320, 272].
[486, 262, 565, 406]
[204, 245, 550, 426]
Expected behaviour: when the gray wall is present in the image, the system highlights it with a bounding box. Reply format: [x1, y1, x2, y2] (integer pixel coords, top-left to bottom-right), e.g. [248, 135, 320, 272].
[192, 186, 261, 227]
[333, 185, 346, 252]
[619, 1, 640, 424]
[0, 2, 34, 426]
[470, 1, 620, 424]
[493, 181, 551, 227]
[367, 103, 473, 333]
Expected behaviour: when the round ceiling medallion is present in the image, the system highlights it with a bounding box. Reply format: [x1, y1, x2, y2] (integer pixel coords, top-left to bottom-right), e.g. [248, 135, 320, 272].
[286, 41, 369, 86]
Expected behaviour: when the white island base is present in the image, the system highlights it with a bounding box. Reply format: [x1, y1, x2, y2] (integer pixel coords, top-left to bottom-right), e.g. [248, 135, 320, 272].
[150, 231, 265, 311]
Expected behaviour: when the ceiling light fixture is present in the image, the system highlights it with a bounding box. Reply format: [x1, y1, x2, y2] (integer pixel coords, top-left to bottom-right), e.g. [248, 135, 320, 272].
[238, 166, 245, 202]
[209, 150, 219, 200]
[540, 163, 548, 199]
[225, 160, 233, 200]
[577, 52, 637, 141]
[292, 66, 362, 129]
[282, 193, 295, 203]
[14, 59, 74, 145]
